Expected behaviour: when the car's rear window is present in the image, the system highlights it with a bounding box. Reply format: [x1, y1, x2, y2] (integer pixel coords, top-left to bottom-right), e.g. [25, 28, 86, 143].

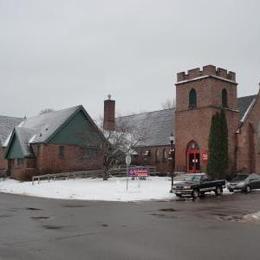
[232, 175, 248, 181]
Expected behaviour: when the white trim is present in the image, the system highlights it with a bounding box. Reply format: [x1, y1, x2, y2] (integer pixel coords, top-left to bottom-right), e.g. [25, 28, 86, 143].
[176, 75, 237, 85]
[29, 134, 37, 144]
[2, 132, 12, 147]
[241, 98, 256, 123]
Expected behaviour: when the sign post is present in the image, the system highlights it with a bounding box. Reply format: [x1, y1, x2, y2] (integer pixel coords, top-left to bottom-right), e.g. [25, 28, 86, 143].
[125, 154, 131, 191]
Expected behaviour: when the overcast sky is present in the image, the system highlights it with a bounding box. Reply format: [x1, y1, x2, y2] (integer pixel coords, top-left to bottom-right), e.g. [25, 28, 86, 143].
[0, 0, 259, 120]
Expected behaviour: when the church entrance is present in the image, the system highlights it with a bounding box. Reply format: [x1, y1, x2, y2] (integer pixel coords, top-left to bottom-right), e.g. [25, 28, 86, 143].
[186, 141, 200, 173]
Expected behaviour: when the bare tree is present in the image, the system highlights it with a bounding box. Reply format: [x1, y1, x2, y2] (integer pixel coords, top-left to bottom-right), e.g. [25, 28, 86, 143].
[100, 116, 148, 180]
[161, 98, 175, 109]
[39, 108, 55, 115]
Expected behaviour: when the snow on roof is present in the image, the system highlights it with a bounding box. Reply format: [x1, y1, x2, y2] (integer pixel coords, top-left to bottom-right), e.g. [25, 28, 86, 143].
[0, 116, 23, 146]
[240, 97, 256, 123]
[18, 105, 80, 144]
[116, 108, 175, 147]
[238, 95, 257, 121]
[15, 127, 36, 157]
[4, 105, 82, 157]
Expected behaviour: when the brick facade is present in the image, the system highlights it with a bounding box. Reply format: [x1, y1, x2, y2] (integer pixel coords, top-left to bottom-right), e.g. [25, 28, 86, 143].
[34, 144, 104, 175]
[133, 145, 171, 174]
[175, 65, 240, 174]
[0, 148, 7, 173]
[236, 93, 260, 173]
[9, 144, 104, 180]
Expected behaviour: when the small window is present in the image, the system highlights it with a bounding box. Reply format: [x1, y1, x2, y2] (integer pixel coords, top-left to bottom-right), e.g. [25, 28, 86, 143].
[222, 89, 228, 107]
[37, 145, 40, 154]
[16, 158, 24, 166]
[155, 149, 160, 162]
[144, 150, 151, 156]
[59, 146, 65, 159]
[189, 89, 197, 108]
[162, 148, 166, 161]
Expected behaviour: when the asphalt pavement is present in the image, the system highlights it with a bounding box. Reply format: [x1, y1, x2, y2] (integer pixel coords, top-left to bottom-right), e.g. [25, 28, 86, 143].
[0, 191, 260, 260]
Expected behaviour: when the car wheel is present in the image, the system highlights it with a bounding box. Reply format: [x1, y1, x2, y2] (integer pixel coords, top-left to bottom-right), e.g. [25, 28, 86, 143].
[215, 186, 223, 196]
[192, 189, 199, 199]
[245, 185, 251, 193]
[199, 192, 205, 198]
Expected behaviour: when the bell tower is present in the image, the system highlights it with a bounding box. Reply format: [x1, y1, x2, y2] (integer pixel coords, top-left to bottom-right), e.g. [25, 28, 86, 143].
[175, 65, 240, 173]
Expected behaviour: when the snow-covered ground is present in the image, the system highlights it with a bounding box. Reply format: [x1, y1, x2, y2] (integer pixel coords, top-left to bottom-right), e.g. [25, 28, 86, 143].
[0, 177, 175, 202]
[243, 211, 260, 223]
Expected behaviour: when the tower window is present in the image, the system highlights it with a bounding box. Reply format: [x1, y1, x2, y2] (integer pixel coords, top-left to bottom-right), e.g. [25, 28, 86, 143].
[222, 89, 228, 108]
[189, 89, 197, 108]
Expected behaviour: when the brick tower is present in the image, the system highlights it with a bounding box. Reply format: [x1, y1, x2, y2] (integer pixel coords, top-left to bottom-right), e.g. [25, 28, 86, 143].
[175, 65, 240, 173]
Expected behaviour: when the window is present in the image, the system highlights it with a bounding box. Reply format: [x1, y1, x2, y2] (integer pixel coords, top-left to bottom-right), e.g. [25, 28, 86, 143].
[144, 150, 151, 157]
[59, 146, 65, 159]
[155, 149, 160, 162]
[16, 158, 24, 166]
[162, 148, 166, 161]
[189, 89, 197, 108]
[222, 89, 228, 107]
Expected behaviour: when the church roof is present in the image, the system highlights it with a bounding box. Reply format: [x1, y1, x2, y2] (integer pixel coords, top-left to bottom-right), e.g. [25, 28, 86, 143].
[116, 95, 257, 147]
[237, 95, 257, 120]
[116, 108, 174, 147]
[0, 116, 23, 145]
[4, 105, 106, 158]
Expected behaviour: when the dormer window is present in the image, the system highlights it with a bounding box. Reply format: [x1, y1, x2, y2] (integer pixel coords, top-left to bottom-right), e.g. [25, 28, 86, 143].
[189, 89, 197, 109]
[222, 88, 228, 108]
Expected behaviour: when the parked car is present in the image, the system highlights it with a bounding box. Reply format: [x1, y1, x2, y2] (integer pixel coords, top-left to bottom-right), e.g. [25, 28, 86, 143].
[227, 173, 260, 193]
[172, 173, 226, 199]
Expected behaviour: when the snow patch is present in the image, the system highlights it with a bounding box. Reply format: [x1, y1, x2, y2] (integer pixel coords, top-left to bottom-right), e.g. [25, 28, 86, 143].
[0, 177, 175, 202]
[243, 211, 260, 223]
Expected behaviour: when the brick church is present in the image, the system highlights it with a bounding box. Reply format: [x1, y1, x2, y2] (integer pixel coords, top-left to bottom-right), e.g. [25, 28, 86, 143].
[104, 65, 260, 175]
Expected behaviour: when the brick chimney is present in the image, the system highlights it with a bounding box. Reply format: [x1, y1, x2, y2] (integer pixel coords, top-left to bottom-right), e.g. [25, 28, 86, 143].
[103, 94, 115, 131]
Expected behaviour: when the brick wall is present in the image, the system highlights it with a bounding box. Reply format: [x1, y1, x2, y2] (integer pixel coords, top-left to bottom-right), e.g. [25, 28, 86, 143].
[8, 143, 104, 180]
[134, 145, 171, 174]
[175, 69, 240, 174]
[0, 148, 7, 171]
[34, 143, 104, 175]
[237, 94, 260, 173]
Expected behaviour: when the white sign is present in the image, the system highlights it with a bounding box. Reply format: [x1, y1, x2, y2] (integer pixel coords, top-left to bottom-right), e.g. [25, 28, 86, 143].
[125, 154, 131, 166]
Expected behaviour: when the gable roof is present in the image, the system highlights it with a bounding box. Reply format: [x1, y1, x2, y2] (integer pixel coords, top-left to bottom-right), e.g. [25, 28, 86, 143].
[5, 105, 106, 158]
[18, 105, 81, 144]
[237, 95, 257, 120]
[0, 115, 23, 145]
[116, 108, 175, 147]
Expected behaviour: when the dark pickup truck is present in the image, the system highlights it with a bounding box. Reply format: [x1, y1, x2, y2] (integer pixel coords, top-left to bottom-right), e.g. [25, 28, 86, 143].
[172, 173, 226, 199]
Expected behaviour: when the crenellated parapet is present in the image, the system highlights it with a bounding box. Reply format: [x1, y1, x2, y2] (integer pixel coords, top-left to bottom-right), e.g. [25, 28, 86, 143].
[177, 65, 236, 82]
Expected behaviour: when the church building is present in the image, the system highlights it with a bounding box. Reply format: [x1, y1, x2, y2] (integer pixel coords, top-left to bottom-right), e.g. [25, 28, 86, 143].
[105, 65, 260, 175]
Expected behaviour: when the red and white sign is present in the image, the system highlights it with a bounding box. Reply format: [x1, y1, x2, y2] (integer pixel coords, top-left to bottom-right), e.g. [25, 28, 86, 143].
[202, 151, 208, 161]
[128, 167, 150, 177]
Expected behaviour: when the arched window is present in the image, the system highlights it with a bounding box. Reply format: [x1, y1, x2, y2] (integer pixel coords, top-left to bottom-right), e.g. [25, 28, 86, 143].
[189, 89, 197, 108]
[162, 148, 167, 161]
[155, 149, 160, 162]
[222, 89, 228, 108]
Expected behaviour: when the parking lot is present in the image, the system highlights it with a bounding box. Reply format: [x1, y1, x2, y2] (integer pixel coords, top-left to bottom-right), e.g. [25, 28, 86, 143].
[0, 191, 259, 260]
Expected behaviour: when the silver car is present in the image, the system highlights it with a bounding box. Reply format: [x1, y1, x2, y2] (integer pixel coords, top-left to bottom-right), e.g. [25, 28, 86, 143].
[227, 174, 260, 193]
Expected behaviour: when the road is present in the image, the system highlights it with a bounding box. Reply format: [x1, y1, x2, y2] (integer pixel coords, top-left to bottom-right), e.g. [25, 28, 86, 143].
[0, 191, 260, 260]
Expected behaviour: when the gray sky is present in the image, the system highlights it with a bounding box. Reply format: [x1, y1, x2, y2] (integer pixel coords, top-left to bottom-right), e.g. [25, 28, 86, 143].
[0, 0, 259, 120]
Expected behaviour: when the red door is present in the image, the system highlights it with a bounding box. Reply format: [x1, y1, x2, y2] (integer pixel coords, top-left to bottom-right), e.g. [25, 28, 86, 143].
[187, 147, 200, 173]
